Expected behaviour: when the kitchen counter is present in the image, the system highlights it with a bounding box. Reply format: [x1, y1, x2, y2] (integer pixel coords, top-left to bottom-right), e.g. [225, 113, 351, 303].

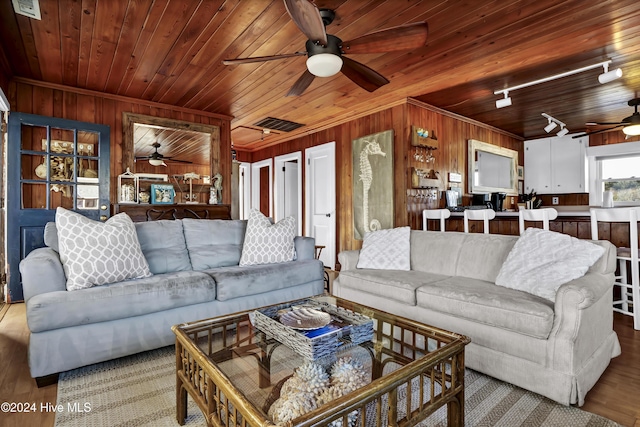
[426, 206, 637, 248]
[449, 206, 592, 217]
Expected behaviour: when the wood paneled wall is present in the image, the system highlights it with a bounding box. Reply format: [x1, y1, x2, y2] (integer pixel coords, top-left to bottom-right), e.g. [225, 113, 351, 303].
[249, 98, 524, 261]
[0, 43, 10, 93]
[8, 79, 232, 204]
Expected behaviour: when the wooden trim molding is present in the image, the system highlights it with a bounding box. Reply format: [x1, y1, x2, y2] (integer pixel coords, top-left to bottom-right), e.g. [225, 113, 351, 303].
[11, 77, 233, 121]
[406, 98, 524, 140]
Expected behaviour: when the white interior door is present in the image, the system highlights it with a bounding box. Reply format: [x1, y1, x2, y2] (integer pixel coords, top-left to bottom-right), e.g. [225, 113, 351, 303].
[305, 142, 336, 269]
[251, 159, 272, 218]
[238, 162, 251, 220]
[275, 152, 302, 235]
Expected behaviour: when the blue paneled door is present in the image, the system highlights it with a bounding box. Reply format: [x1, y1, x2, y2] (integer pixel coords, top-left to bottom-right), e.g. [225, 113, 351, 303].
[6, 113, 110, 302]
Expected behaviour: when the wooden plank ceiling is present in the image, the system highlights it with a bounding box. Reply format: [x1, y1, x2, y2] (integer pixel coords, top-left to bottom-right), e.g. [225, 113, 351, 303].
[1, 0, 640, 154]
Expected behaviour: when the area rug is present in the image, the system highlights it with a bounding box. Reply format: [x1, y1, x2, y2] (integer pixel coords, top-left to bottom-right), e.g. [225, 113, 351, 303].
[54, 346, 620, 427]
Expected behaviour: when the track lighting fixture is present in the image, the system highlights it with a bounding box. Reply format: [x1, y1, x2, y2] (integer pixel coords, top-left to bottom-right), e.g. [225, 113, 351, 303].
[598, 63, 623, 84]
[544, 120, 557, 133]
[494, 60, 622, 108]
[495, 92, 512, 109]
[542, 113, 570, 137]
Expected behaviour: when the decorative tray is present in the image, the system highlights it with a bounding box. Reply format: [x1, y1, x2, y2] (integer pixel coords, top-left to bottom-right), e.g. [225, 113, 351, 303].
[249, 300, 374, 361]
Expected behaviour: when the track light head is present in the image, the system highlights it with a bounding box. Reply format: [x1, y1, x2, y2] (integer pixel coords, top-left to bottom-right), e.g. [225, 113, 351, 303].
[557, 127, 569, 137]
[495, 92, 512, 108]
[598, 63, 623, 84]
[544, 121, 558, 133]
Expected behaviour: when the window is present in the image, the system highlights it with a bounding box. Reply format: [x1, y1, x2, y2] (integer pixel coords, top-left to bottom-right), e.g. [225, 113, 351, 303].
[587, 141, 640, 206]
[601, 155, 640, 204]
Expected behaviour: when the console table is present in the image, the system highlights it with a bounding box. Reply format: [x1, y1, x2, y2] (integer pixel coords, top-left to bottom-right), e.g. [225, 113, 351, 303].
[113, 204, 231, 222]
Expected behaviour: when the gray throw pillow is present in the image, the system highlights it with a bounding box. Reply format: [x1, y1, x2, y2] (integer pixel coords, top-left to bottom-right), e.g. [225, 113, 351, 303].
[55, 207, 152, 291]
[239, 209, 296, 266]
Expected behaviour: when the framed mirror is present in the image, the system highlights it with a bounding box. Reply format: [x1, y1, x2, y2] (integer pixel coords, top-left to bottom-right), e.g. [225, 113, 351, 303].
[468, 139, 518, 195]
[122, 113, 222, 203]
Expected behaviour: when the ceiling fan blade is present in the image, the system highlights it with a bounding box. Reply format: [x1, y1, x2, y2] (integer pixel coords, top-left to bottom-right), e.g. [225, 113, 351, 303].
[284, 0, 327, 45]
[222, 52, 306, 65]
[587, 122, 627, 125]
[572, 124, 624, 138]
[342, 21, 428, 54]
[286, 70, 316, 97]
[340, 56, 389, 92]
[164, 158, 193, 164]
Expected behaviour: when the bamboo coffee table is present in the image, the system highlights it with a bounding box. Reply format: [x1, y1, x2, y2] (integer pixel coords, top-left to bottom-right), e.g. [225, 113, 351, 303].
[172, 295, 470, 427]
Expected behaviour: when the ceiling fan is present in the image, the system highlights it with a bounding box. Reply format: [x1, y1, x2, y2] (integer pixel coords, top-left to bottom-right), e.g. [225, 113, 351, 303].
[222, 0, 428, 96]
[573, 98, 640, 138]
[134, 142, 193, 167]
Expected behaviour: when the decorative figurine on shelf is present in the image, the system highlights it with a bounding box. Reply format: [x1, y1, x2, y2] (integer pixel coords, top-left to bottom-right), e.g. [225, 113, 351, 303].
[183, 172, 200, 204]
[209, 187, 217, 205]
[212, 173, 223, 204]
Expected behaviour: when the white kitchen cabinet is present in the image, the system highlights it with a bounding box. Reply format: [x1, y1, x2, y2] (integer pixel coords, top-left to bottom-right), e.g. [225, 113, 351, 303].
[524, 135, 588, 194]
[524, 138, 551, 193]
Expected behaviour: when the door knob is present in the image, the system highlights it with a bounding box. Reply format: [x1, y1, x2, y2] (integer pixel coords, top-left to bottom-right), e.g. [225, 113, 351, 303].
[326, 213, 331, 217]
[100, 215, 107, 221]
[100, 205, 107, 210]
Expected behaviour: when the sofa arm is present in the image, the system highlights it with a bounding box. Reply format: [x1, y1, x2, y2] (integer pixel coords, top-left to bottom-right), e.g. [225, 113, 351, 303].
[338, 250, 360, 271]
[547, 272, 617, 373]
[294, 236, 316, 261]
[554, 273, 613, 313]
[19, 247, 67, 301]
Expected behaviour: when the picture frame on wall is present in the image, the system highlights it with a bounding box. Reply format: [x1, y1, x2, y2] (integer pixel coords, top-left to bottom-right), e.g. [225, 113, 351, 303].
[517, 165, 524, 180]
[352, 130, 394, 240]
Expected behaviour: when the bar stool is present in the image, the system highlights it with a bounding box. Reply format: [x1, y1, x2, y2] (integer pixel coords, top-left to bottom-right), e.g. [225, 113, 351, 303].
[463, 208, 496, 234]
[518, 208, 558, 235]
[422, 209, 451, 231]
[590, 207, 640, 330]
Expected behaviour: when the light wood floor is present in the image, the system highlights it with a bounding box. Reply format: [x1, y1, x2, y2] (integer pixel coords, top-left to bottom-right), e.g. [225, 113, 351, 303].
[0, 303, 639, 427]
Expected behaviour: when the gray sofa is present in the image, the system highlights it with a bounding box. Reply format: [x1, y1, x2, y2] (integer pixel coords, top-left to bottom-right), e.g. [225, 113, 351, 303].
[19, 218, 324, 382]
[333, 230, 621, 406]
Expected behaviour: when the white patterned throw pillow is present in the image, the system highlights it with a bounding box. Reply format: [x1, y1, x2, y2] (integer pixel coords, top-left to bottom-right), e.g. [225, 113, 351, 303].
[55, 207, 152, 291]
[356, 226, 410, 270]
[239, 209, 296, 266]
[495, 228, 605, 301]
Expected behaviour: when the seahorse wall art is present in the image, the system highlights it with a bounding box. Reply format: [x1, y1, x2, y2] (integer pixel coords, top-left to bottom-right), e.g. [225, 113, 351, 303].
[359, 139, 386, 233]
[352, 130, 394, 240]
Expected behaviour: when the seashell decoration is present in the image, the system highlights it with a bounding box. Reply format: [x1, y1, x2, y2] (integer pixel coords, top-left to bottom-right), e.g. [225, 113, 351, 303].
[268, 358, 367, 426]
[330, 357, 369, 395]
[280, 308, 331, 330]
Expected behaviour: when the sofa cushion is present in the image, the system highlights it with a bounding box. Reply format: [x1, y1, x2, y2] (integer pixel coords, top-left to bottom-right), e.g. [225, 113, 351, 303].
[26, 271, 216, 333]
[410, 231, 467, 275]
[206, 259, 323, 301]
[55, 208, 152, 291]
[495, 228, 605, 301]
[135, 220, 192, 274]
[240, 209, 296, 266]
[455, 233, 518, 282]
[416, 276, 555, 339]
[182, 219, 247, 270]
[357, 226, 410, 270]
[337, 270, 450, 305]
[44, 222, 59, 252]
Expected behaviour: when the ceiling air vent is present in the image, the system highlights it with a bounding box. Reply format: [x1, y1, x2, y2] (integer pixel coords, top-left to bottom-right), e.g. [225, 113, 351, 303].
[12, 0, 41, 20]
[253, 117, 304, 132]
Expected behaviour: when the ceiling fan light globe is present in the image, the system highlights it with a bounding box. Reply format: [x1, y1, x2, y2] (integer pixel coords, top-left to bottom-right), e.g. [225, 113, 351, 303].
[306, 54, 343, 77]
[622, 124, 640, 136]
[149, 158, 165, 166]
